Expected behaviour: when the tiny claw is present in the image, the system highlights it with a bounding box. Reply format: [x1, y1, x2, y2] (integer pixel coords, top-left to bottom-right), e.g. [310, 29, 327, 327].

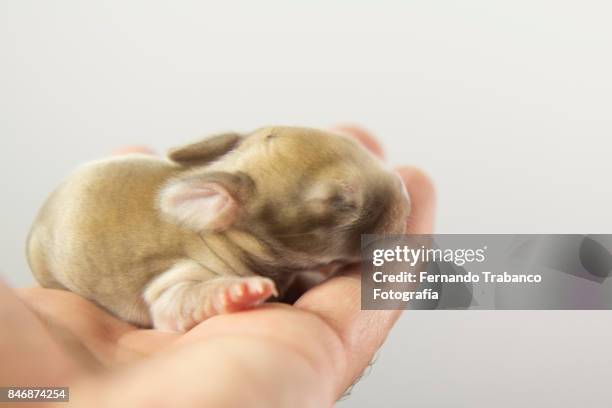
[232, 282, 245, 299]
[247, 279, 264, 295]
[220, 290, 229, 308]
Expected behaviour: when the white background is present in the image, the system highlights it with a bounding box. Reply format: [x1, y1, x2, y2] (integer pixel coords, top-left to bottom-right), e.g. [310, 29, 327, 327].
[1, 1, 611, 406]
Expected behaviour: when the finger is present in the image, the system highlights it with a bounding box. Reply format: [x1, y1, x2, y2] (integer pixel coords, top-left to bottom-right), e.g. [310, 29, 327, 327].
[396, 165, 437, 234]
[112, 146, 157, 156]
[329, 125, 385, 160]
[295, 166, 436, 395]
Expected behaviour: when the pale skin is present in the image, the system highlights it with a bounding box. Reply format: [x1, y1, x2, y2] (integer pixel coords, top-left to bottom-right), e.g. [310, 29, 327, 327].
[0, 126, 436, 408]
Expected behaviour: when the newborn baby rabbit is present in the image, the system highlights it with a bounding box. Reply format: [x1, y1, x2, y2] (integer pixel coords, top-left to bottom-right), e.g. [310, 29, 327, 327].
[27, 127, 410, 331]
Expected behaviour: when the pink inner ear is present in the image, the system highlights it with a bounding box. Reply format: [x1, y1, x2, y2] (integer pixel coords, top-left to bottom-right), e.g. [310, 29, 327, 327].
[162, 182, 237, 231]
[169, 186, 223, 207]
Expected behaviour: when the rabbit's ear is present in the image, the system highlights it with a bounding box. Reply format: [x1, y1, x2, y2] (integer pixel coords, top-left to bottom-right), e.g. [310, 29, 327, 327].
[167, 132, 243, 165]
[158, 171, 255, 232]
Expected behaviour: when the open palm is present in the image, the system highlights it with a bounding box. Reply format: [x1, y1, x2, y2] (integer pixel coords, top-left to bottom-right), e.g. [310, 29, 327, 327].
[6, 127, 435, 407]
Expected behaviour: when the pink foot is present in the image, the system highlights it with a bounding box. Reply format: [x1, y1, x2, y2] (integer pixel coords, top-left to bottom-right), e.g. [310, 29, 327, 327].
[211, 276, 278, 314]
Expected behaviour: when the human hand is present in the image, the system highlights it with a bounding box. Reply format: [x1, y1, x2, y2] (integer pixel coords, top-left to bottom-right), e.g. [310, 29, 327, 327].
[6, 126, 435, 407]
